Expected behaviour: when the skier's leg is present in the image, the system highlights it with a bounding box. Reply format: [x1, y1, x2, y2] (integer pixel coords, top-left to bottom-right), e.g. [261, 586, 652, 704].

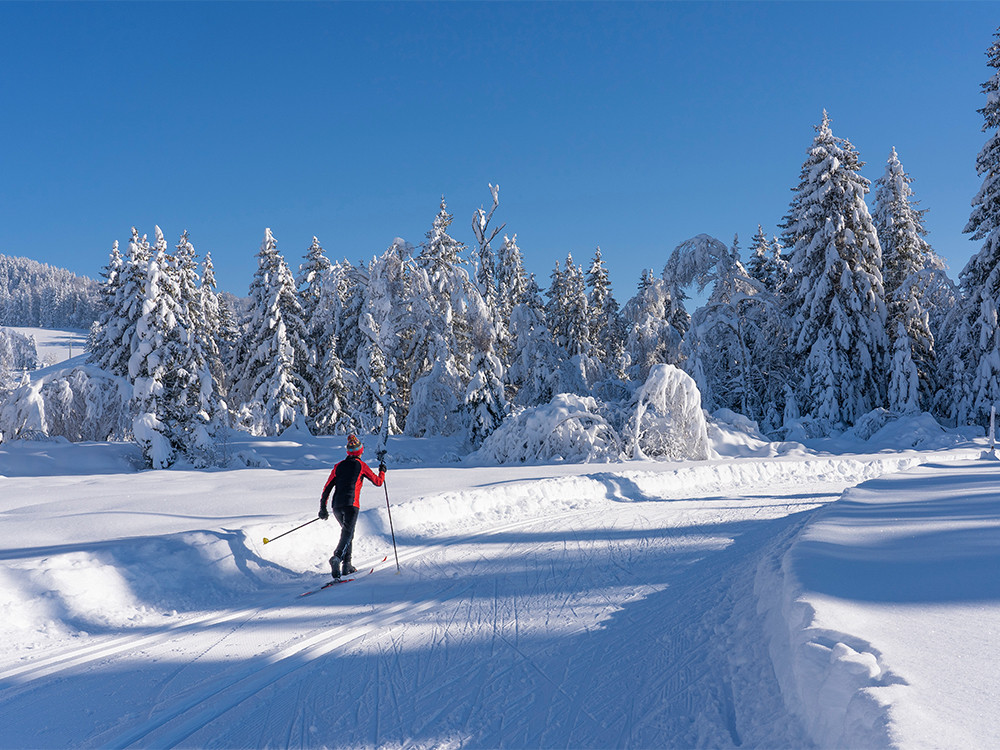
[333, 506, 358, 561]
[338, 506, 359, 574]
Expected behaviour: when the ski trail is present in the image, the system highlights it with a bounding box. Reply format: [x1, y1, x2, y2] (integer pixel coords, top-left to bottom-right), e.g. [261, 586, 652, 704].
[0, 462, 895, 749]
[104, 585, 473, 749]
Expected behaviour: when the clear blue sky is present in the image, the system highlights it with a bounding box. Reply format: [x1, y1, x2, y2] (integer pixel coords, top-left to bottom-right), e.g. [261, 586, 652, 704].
[1, 1, 997, 298]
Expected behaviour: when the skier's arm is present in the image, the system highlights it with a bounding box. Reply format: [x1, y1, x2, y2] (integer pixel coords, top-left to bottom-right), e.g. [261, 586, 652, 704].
[360, 461, 385, 487]
[319, 468, 337, 518]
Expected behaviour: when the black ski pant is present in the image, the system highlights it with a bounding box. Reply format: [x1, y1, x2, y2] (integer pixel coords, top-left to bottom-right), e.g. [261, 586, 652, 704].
[332, 505, 359, 566]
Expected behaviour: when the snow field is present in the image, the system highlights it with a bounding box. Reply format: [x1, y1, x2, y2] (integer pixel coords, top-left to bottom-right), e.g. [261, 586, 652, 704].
[761, 457, 1000, 749]
[0, 428, 991, 748]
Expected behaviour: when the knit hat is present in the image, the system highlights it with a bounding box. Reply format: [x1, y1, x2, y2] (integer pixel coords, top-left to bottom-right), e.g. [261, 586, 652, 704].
[346, 434, 363, 456]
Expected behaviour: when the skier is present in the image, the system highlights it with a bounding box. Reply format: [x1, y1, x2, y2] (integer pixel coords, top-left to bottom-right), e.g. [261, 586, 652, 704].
[318, 434, 386, 579]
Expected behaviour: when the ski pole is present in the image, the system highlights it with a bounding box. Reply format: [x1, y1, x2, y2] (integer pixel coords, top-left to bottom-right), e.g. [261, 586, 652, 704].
[263, 516, 320, 545]
[383, 480, 401, 573]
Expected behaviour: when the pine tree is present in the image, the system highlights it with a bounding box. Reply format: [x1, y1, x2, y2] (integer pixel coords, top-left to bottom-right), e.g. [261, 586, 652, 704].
[684, 235, 762, 415]
[200, 252, 227, 409]
[232, 229, 311, 435]
[129, 226, 186, 467]
[406, 198, 475, 435]
[959, 27, 1000, 426]
[496, 233, 529, 376]
[462, 349, 508, 448]
[296, 236, 332, 417]
[873, 147, 936, 412]
[472, 184, 504, 331]
[166, 232, 225, 459]
[586, 246, 623, 369]
[92, 229, 150, 378]
[507, 275, 564, 406]
[89, 241, 123, 368]
[747, 226, 784, 293]
[621, 270, 688, 381]
[298, 236, 332, 333]
[780, 111, 888, 429]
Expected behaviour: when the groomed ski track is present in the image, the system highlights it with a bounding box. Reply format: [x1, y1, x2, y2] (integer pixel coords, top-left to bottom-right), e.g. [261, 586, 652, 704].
[0, 451, 977, 748]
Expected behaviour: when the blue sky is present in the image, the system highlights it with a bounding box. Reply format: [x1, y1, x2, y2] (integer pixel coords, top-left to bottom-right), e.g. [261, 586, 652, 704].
[1, 1, 998, 298]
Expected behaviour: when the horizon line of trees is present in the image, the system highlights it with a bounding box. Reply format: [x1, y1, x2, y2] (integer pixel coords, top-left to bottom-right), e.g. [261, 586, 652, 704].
[11, 27, 1000, 467]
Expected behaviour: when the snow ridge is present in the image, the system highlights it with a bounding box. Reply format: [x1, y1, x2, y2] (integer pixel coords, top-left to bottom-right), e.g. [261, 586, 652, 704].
[389, 451, 977, 541]
[756, 548, 902, 748]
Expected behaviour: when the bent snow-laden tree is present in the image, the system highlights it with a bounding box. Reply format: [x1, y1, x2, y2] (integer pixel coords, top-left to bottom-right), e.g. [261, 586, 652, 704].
[780, 111, 888, 429]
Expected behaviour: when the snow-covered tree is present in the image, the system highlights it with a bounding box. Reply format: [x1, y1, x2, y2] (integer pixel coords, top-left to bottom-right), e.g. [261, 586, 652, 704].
[957, 28, 1000, 426]
[88, 241, 123, 369]
[296, 236, 332, 417]
[627, 364, 711, 461]
[746, 226, 789, 297]
[406, 198, 476, 435]
[684, 236, 761, 414]
[471, 184, 504, 329]
[507, 275, 564, 406]
[231, 229, 311, 436]
[462, 349, 508, 448]
[199, 252, 227, 408]
[90, 229, 150, 379]
[163, 232, 226, 461]
[310, 260, 351, 434]
[780, 111, 888, 429]
[360, 240, 412, 445]
[0, 254, 101, 329]
[0, 328, 38, 392]
[586, 246, 624, 370]
[129, 227, 186, 467]
[298, 236, 332, 332]
[546, 253, 591, 358]
[621, 270, 688, 381]
[873, 147, 936, 412]
[496, 233, 529, 369]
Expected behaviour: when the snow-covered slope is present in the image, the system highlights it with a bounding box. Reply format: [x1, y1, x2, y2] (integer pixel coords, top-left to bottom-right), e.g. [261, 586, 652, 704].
[7, 326, 89, 371]
[760, 456, 1000, 749]
[0, 426, 990, 747]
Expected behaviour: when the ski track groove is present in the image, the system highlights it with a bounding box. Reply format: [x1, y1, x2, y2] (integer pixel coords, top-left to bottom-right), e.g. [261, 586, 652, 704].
[105, 582, 475, 749]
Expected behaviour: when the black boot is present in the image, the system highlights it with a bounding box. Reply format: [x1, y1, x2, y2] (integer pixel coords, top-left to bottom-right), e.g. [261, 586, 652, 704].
[342, 560, 357, 576]
[329, 555, 342, 579]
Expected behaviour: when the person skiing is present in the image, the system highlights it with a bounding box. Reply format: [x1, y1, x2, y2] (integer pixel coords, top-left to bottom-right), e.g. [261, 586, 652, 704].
[318, 434, 386, 579]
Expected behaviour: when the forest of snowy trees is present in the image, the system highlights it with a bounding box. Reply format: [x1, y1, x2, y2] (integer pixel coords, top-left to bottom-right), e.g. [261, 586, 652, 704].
[7, 30, 1000, 468]
[0, 255, 101, 329]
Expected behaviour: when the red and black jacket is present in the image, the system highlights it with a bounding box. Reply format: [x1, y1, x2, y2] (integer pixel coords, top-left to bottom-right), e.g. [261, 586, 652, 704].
[321, 456, 385, 510]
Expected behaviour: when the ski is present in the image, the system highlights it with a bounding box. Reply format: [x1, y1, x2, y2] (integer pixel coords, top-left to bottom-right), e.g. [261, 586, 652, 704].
[298, 556, 387, 598]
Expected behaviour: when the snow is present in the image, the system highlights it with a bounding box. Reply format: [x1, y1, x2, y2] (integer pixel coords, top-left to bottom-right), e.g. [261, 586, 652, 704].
[0, 410, 994, 747]
[8, 325, 89, 369]
[761, 457, 1000, 748]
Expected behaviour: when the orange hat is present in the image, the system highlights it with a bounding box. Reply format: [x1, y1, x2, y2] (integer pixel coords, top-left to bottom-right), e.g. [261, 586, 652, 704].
[346, 434, 363, 456]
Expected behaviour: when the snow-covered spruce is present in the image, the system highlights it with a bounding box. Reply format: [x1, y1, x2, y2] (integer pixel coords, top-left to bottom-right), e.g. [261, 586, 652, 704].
[781, 111, 888, 430]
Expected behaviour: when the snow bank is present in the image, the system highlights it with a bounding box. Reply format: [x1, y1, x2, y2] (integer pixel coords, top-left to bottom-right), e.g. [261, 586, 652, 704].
[389, 451, 976, 542]
[758, 457, 1000, 748]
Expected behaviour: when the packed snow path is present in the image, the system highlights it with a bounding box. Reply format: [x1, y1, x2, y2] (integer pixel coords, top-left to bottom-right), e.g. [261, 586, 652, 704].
[0, 452, 977, 748]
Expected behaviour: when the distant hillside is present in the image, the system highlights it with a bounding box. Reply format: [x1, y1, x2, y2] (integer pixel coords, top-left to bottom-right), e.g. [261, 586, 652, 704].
[0, 254, 102, 329]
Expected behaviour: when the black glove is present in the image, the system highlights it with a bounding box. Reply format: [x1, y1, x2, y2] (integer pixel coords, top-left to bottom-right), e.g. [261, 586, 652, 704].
[318, 505, 329, 520]
[379, 462, 387, 473]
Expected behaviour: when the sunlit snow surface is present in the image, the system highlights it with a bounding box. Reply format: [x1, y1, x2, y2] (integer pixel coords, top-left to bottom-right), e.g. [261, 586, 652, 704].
[0, 395, 994, 747]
